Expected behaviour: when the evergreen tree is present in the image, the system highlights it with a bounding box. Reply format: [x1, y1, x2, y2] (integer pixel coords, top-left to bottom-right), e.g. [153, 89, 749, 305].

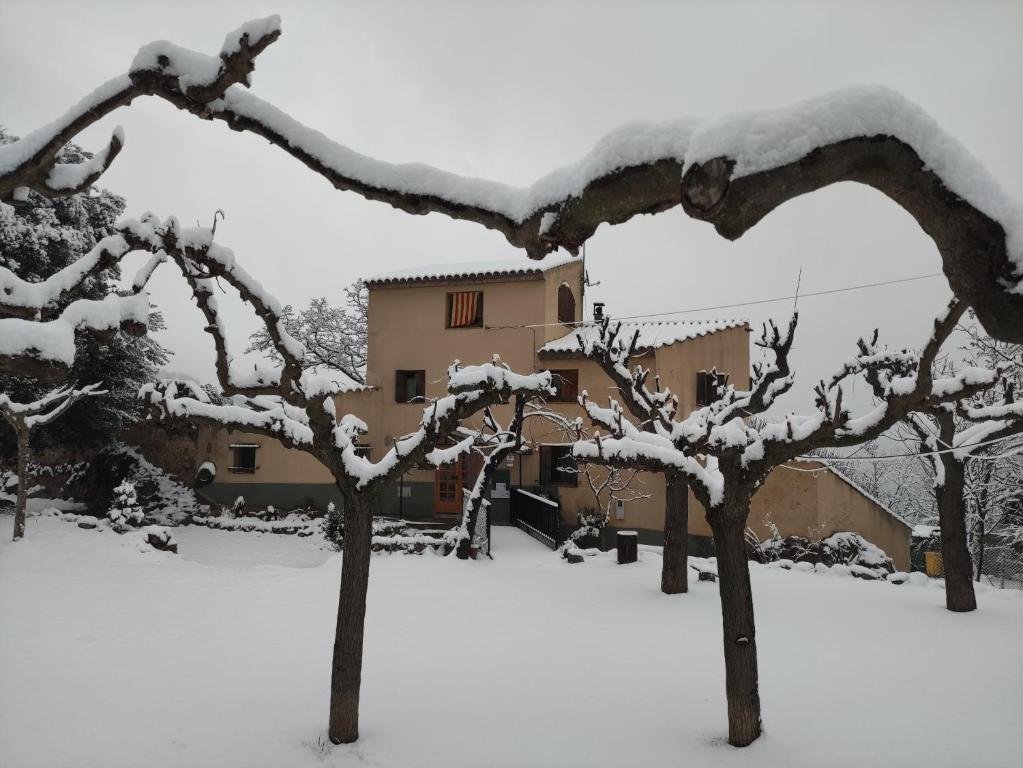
[0, 128, 169, 453]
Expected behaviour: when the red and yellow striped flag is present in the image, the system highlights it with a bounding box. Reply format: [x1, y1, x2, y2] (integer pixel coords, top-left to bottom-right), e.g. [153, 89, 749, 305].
[449, 291, 480, 327]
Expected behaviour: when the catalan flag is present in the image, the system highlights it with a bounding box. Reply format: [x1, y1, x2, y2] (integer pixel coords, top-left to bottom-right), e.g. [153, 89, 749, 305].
[449, 291, 480, 327]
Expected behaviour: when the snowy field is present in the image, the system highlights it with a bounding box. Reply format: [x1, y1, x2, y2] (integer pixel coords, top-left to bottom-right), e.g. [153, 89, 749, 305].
[1, 517, 1021, 768]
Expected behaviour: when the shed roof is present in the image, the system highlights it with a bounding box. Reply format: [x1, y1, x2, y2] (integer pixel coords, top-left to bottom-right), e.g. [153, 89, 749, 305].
[539, 318, 748, 356]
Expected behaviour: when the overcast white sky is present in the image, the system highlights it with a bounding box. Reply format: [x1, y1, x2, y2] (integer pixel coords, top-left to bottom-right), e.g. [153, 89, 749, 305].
[2, 0, 1021, 412]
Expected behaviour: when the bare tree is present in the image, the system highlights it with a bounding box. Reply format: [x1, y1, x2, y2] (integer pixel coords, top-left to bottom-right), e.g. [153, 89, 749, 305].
[247, 283, 368, 384]
[134, 214, 552, 743]
[2, 18, 1019, 339]
[1, 384, 104, 539]
[574, 300, 1002, 746]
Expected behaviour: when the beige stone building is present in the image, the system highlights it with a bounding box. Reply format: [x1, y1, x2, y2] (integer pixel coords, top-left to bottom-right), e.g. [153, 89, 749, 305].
[194, 255, 911, 569]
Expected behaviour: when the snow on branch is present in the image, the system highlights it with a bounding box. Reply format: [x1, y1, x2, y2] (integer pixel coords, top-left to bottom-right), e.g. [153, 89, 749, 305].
[0, 279, 157, 380]
[0, 383, 105, 431]
[573, 301, 1007, 509]
[6, 14, 1020, 338]
[0, 16, 281, 200]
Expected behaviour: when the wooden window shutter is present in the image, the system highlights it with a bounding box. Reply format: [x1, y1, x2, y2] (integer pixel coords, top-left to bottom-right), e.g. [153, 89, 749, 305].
[395, 369, 404, 402]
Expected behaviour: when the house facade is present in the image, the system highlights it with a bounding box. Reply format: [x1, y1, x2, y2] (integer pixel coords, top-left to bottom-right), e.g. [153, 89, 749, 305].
[194, 255, 911, 569]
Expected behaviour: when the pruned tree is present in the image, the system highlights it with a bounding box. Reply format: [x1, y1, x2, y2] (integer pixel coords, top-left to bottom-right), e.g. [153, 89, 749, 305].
[133, 214, 553, 743]
[573, 299, 1003, 746]
[1, 383, 104, 539]
[908, 345, 1018, 609]
[571, 317, 691, 593]
[247, 283, 368, 384]
[2, 16, 1019, 340]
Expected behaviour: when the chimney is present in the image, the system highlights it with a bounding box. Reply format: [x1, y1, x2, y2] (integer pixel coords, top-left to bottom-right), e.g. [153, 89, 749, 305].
[593, 302, 605, 322]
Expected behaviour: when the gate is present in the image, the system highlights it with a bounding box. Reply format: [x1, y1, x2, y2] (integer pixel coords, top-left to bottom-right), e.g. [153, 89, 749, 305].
[510, 488, 561, 550]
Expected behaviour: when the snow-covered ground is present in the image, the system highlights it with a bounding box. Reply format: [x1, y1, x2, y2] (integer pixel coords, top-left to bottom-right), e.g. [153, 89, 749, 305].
[1, 517, 1020, 768]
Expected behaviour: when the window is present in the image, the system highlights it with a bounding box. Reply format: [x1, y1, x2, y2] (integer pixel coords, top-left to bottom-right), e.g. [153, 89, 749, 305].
[548, 369, 579, 403]
[557, 283, 576, 325]
[539, 445, 578, 486]
[230, 444, 257, 473]
[395, 369, 426, 403]
[696, 370, 729, 407]
[446, 291, 484, 328]
[353, 443, 372, 459]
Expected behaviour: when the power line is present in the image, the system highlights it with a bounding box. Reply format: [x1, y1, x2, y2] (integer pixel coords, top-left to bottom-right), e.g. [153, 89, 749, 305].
[605, 272, 945, 324]
[490, 271, 945, 330]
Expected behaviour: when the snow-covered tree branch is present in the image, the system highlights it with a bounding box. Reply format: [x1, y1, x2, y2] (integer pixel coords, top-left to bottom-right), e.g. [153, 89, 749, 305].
[3, 14, 1019, 339]
[0, 17, 281, 201]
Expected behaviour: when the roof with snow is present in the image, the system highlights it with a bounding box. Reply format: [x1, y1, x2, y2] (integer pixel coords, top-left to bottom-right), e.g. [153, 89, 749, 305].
[364, 254, 580, 287]
[539, 318, 749, 356]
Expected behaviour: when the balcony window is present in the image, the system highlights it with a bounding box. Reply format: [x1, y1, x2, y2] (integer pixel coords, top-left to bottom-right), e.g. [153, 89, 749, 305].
[447, 291, 484, 328]
[548, 369, 579, 403]
[557, 283, 576, 325]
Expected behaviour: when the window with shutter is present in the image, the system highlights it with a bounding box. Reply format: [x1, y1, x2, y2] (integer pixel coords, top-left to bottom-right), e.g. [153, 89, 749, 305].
[395, 369, 426, 402]
[539, 445, 578, 486]
[696, 370, 729, 406]
[548, 369, 579, 402]
[446, 291, 484, 328]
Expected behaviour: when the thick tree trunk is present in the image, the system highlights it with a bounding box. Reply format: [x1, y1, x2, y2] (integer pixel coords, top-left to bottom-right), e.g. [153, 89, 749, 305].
[328, 490, 376, 743]
[710, 501, 762, 747]
[661, 471, 689, 594]
[13, 426, 29, 541]
[934, 414, 977, 612]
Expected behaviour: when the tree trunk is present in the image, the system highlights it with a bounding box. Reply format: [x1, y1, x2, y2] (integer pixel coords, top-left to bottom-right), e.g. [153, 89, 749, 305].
[12, 425, 29, 541]
[661, 471, 689, 594]
[934, 413, 977, 611]
[710, 501, 762, 747]
[975, 514, 986, 583]
[328, 490, 376, 743]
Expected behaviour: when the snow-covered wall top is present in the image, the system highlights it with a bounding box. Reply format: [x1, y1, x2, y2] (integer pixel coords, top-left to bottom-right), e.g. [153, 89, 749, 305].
[540, 318, 748, 355]
[364, 253, 579, 286]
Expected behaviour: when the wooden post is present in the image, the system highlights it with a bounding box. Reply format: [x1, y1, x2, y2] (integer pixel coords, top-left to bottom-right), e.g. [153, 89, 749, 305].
[617, 530, 638, 564]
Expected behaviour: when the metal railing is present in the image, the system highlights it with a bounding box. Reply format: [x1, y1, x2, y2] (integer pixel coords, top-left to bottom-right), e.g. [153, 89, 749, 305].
[510, 488, 561, 550]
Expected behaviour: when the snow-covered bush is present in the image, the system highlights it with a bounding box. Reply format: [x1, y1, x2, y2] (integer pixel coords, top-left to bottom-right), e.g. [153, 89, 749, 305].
[559, 508, 606, 562]
[322, 501, 343, 549]
[83, 444, 207, 524]
[754, 531, 894, 578]
[108, 480, 144, 531]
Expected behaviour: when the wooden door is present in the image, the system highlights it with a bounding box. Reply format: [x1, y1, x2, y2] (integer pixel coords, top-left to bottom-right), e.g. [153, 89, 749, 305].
[435, 464, 461, 515]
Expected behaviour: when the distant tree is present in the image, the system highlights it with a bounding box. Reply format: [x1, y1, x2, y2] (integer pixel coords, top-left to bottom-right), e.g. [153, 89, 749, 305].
[247, 283, 368, 383]
[907, 315, 1023, 609]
